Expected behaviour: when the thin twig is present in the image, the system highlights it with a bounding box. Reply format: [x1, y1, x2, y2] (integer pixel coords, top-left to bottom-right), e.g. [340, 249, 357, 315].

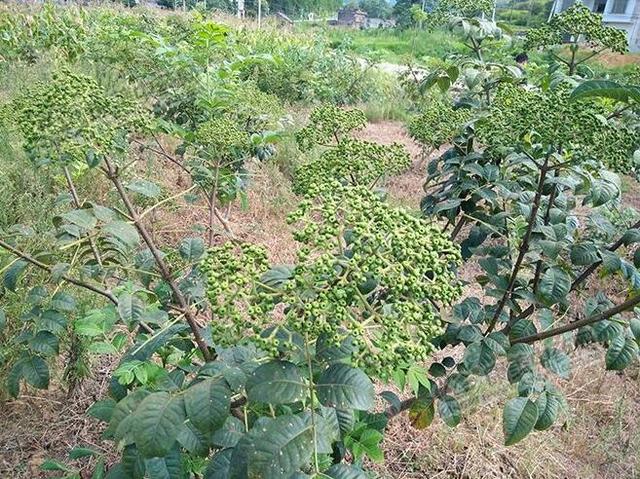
[0, 239, 116, 304]
[103, 158, 212, 361]
[485, 158, 549, 334]
[514, 294, 640, 344]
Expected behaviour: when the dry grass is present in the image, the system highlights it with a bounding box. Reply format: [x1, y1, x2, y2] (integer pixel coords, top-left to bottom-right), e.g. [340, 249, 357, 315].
[0, 356, 119, 478]
[2, 120, 640, 478]
[373, 347, 640, 479]
[595, 51, 640, 68]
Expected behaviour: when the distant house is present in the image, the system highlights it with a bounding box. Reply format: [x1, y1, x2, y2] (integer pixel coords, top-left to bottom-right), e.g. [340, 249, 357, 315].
[366, 17, 396, 28]
[550, 0, 640, 51]
[336, 7, 368, 28]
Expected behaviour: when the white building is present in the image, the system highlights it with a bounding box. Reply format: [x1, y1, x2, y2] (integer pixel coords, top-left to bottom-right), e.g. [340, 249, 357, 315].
[551, 0, 640, 51]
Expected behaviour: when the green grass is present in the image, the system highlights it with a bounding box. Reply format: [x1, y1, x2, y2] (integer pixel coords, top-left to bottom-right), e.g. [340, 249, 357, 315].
[298, 25, 467, 66]
[300, 23, 640, 80]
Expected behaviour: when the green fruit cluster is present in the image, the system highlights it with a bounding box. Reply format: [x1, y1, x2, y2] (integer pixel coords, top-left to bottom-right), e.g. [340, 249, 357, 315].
[475, 84, 639, 172]
[408, 96, 471, 150]
[438, 0, 494, 18]
[295, 104, 367, 151]
[10, 68, 149, 165]
[284, 183, 462, 376]
[226, 84, 284, 133]
[193, 116, 250, 154]
[201, 184, 462, 375]
[292, 138, 411, 195]
[201, 242, 271, 346]
[525, 3, 628, 54]
[417, 0, 494, 29]
[189, 117, 252, 200]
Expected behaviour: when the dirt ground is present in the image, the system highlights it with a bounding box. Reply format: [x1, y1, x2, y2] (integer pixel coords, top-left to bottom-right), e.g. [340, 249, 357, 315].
[2, 120, 640, 478]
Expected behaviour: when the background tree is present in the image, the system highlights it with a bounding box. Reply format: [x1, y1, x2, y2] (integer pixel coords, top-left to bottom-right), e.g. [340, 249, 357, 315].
[358, 0, 393, 18]
[393, 0, 425, 27]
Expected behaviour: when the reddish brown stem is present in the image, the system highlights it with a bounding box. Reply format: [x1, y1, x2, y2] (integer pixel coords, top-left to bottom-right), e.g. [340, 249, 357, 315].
[103, 158, 212, 361]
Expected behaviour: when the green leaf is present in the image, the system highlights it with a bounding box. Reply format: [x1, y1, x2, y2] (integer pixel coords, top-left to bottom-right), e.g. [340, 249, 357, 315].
[534, 391, 560, 431]
[438, 395, 461, 427]
[605, 336, 639, 371]
[4, 260, 28, 292]
[245, 360, 306, 405]
[62, 209, 97, 231]
[27, 286, 47, 306]
[239, 413, 314, 479]
[38, 309, 67, 333]
[132, 392, 186, 458]
[259, 265, 294, 290]
[0, 309, 5, 332]
[184, 378, 231, 433]
[144, 446, 184, 479]
[51, 292, 76, 312]
[629, 318, 640, 341]
[126, 179, 162, 198]
[316, 333, 355, 363]
[322, 464, 367, 479]
[92, 458, 106, 479]
[21, 354, 49, 389]
[177, 421, 209, 456]
[538, 240, 562, 259]
[29, 331, 59, 356]
[585, 177, 619, 207]
[540, 348, 571, 379]
[336, 408, 355, 435]
[88, 398, 117, 422]
[457, 324, 483, 343]
[313, 409, 340, 454]
[622, 229, 640, 246]
[178, 237, 205, 261]
[69, 447, 99, 459]
[503, 397, 538, 446]
[117, 293, 144, 325]
[89, 341, 119, 354]
[104, 463, 127, 479]
[211, 417, 244, 448]
[570, 80, 640, 104]
[122, 445, 146, 479]
[106, 390, 150, 440]
[7, 362, 23, 397]
[346, 428, 383, 462]
[409, 398, 435, 429]
[570, 243, 600, 266]
[379, 391, 401, 412]
[429, 363, 447, 378]
[75, 309, 114, 337]
[103, 221, 140, 248]
[463, 341, 496, 375]
[93, 204, 117, 223]
[448, 373, 472, 395]
[316, 364, 375, 410]
[405, 364, 430, 394]
[204, 448, 233, 479]
[126, 323, 188, 361]
[40, 459, 74, 472]
[538, 267, 571, 305]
